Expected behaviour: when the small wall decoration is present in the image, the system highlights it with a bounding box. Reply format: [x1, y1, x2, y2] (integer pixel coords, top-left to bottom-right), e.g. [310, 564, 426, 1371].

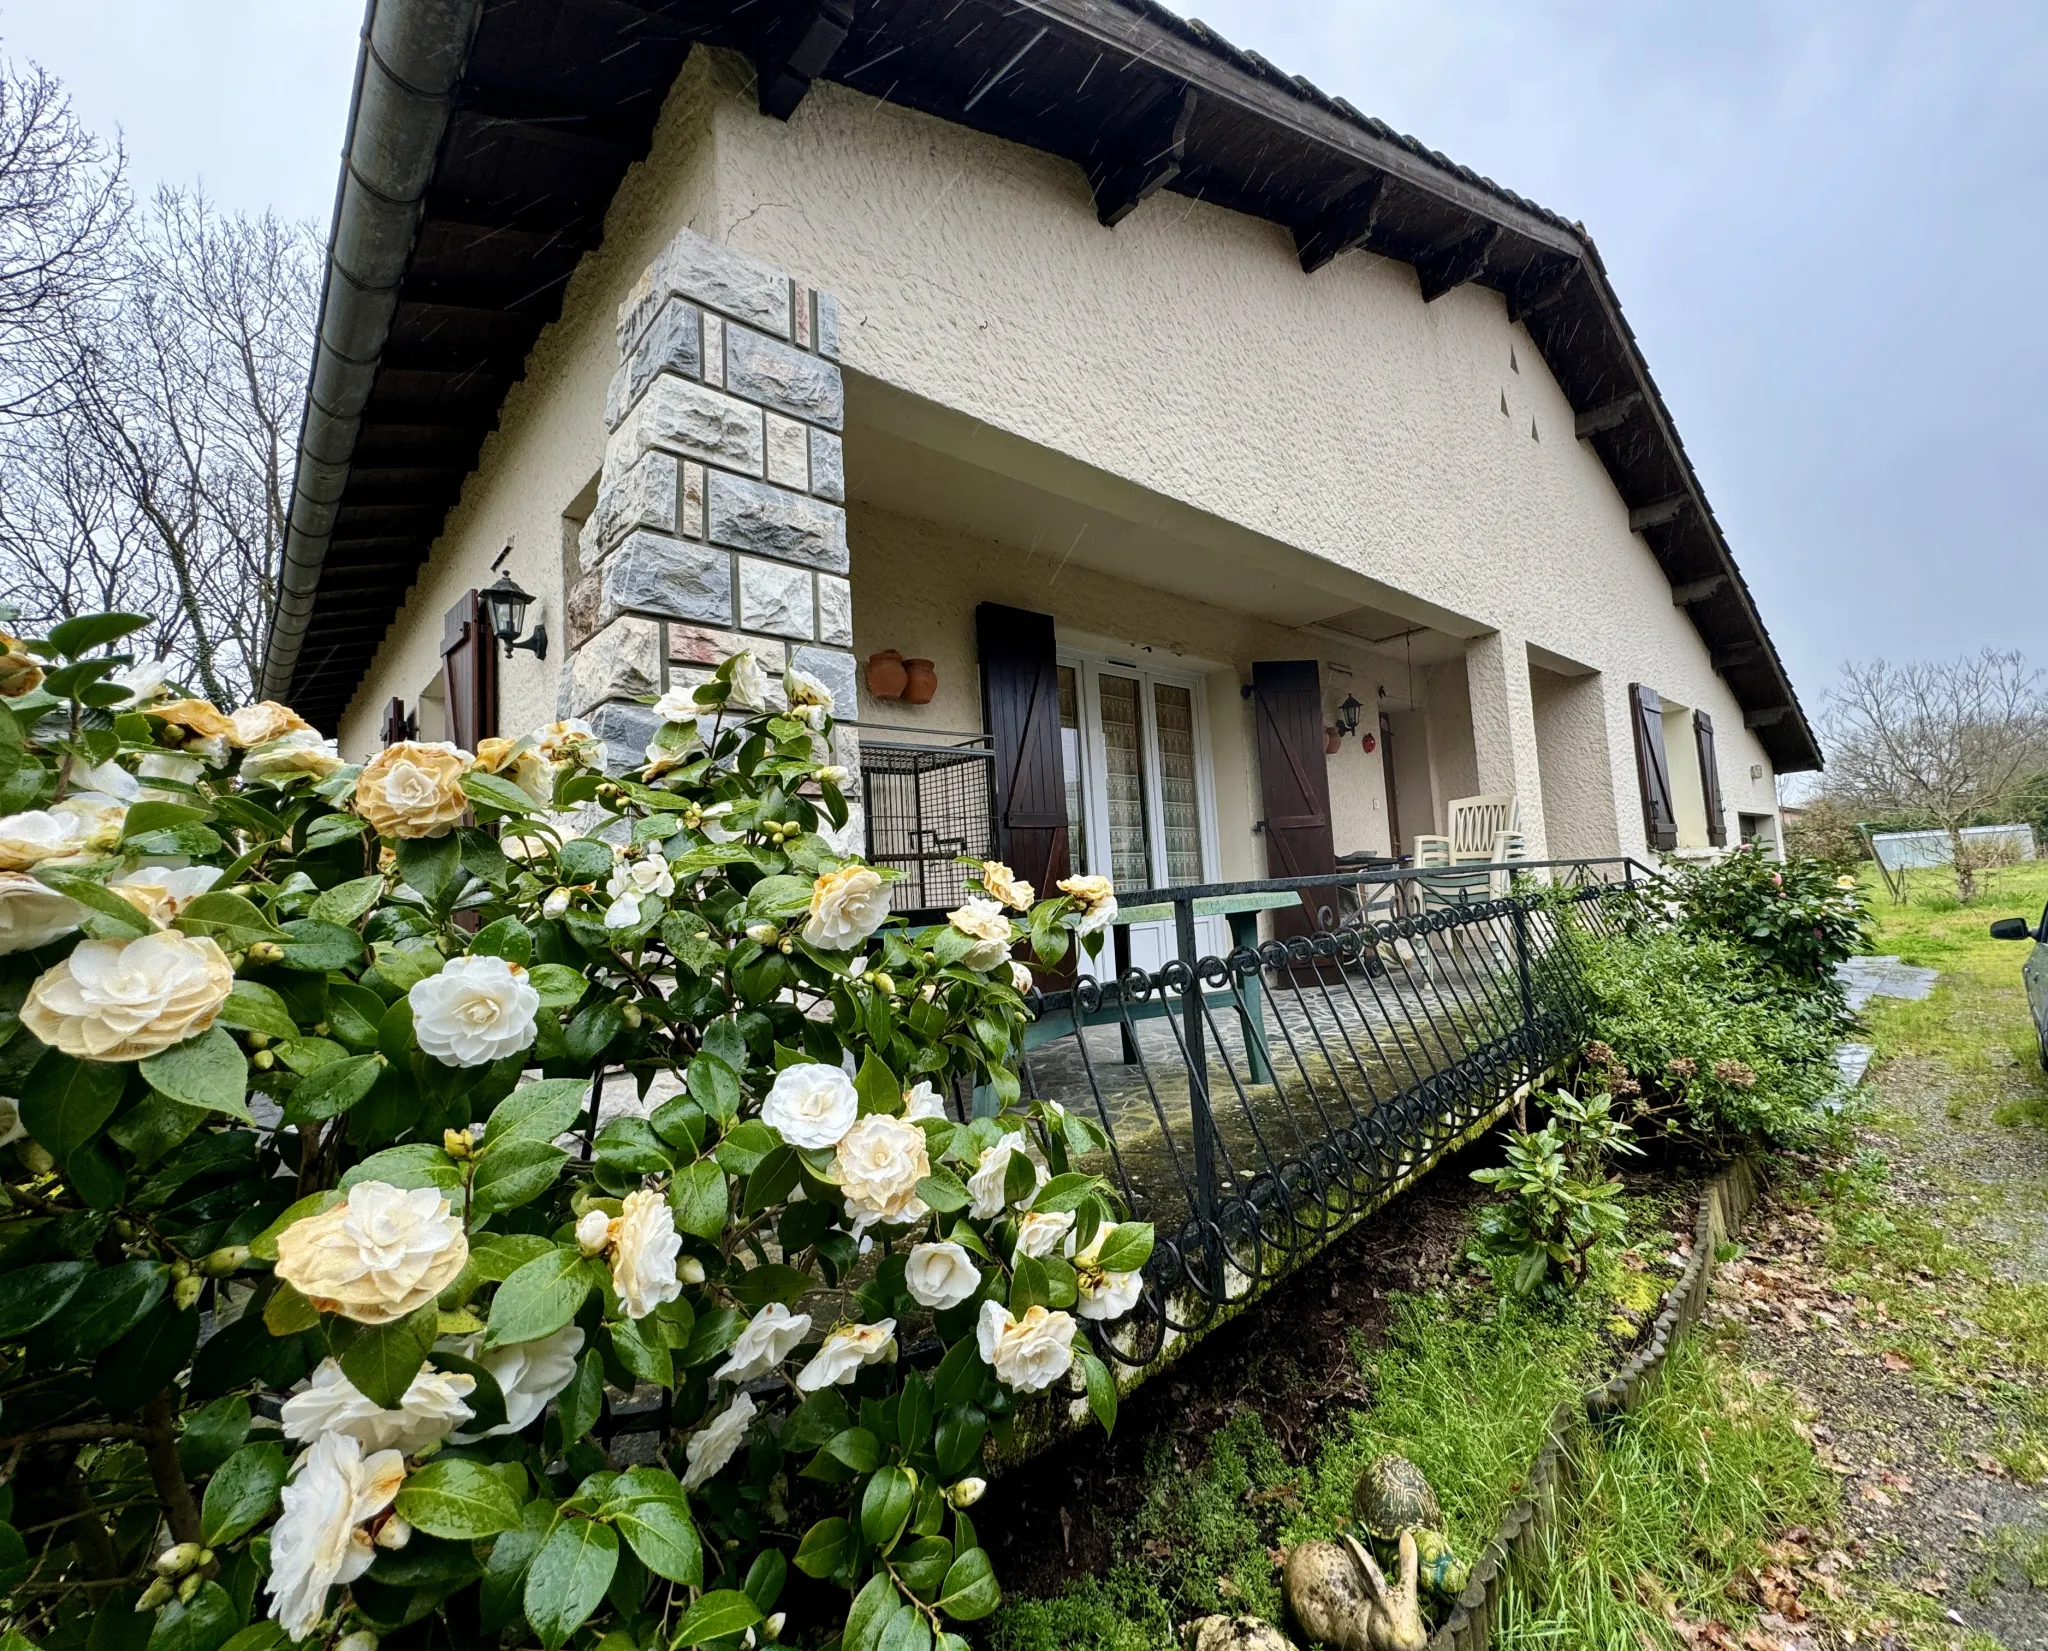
[867, 649, 908, 699]
[902, 658, 937, 704]
[1361, 731, 1377, 754]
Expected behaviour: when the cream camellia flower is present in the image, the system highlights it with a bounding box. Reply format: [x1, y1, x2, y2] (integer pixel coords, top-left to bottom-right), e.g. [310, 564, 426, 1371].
[534, 718, 605, 770]
[54, 792, 127, 852]
[784, 667, 834, 729]
[153, 699, 237, 742]
[266, 1430, 406, 1640]
[966, 1131, 1047, 1220]
[1073, 1229, 1145, 1322]
[682, 1391, 756, 1491]
[802, 865, 890, 951]
[650, 685, 701, 724]
[137, 750, 206, 796]
[0, 808, 91, 869]
[1013, 1209, 1076, 1261]
[904, 1241, 981, 1310]
[108, 657, 173, 706]
[726, 650, 770, 711]
[979, 859, 1034, 910]
[609, 1189, 682, 1319]
[229, 701, 312, 748]
[603, 854, 675, 930]
[0, 871, 82, 953]
[946, 896, 1013, 971]
[475, 737, 555, 806]
[795, 1319, 897, 1391]
[715, 1301, 813, 1384]
[975, 1300, 1078, 1393]
[274, 1181, 469, 1325]
[1008, 961, 1035, 995]
[20, 931, 235, 1061]
[1058, 874, 1120, 937]
[815, 763, 851, 789]
[109, 865, 221, 925]
[408, 955, 540, 1068]
[447, 1324, 585, 1438]
[834, 1113, 931, 1233]
[354, 741, 474, 839]
[280, 1359, 476, 1457]
[242, 729, 345, 784]
[762, 1062, 859, 1149]
[901, 1081, 947, 1123]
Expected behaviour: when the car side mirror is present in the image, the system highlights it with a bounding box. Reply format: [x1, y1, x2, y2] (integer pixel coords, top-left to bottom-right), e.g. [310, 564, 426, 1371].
[1990, 917, 2034, 941]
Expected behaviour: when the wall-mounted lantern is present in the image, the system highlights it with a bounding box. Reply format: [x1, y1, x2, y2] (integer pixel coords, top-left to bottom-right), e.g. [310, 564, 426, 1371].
[480, 572, 548, 660]
[1335, 693, 1363, 737]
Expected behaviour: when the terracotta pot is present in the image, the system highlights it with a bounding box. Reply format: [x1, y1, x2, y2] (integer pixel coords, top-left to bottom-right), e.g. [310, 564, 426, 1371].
[1325, 727, 1343, 755]
[901, 658, 937, 705]
[866, 650, 907, 700]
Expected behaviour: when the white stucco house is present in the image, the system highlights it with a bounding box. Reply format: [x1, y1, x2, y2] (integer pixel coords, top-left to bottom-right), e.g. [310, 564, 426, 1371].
[264, 0, 1819, 963]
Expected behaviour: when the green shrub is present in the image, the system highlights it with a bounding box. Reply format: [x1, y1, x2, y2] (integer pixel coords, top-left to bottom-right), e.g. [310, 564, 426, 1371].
[1470, 1093, 1639, 1296]
[1575, 926, 1843, 1150]
[1660, 848, 1869, 995]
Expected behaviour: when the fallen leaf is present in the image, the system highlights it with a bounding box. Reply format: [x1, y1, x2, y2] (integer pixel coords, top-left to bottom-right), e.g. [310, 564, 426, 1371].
[1879, 1349, 1914, 1373]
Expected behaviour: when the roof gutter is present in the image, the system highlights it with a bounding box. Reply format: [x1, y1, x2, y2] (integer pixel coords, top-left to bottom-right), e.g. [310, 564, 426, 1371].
[261, 0, 484, 705]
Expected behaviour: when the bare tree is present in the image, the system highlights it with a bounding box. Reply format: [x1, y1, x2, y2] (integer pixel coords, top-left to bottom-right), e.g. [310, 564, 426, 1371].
[1822, 651, 2048, 898]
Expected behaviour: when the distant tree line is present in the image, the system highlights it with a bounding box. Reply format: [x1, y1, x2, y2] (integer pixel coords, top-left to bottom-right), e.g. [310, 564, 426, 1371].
[0, 48, 318, 708]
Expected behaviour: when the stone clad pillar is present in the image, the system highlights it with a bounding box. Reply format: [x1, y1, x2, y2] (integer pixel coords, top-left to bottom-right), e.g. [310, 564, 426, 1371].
[1463, 630, 1550, 864]
[560, 228, 858, 817]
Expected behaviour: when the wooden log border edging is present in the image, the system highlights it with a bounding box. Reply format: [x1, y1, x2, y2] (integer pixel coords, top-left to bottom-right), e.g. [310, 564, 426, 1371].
[1425, 1155, 1764, 1650]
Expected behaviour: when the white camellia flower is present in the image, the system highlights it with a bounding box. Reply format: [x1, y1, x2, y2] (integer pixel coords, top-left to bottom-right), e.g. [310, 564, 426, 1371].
[604, 854, 676, 930]
[682, 1391, 756, 1491]
[1013, 1209, 1076, 1261]
[0, 871, 82, 954]
[784, 668, 834, 729]
[0, 807, 94, 870]
[975, 1300, 1077, 1393]
[966, 1131, 1046, 1220]
[901, 1081, 947, 1123]
[650, 685, 701, 724]
[716, 1301, 813, 1384]
[761, 1063, 859, 1150]
[815, 764, 851, 789]
[229, 702, 311, 748]
[610, 1189, 682, 1319]
[241, 729, 345, 784]
[53, 792, 127, 851]
[904, 1242, 981, 1310]
[802, 865, 890, 951]
[20, 930, 236, 1061]
[795, 1319, 897, 1391]
[447, 1324, 585, 1437]
[108, 657, 173, 705]
[109, 865, 221, 925]
[72, 760, 140, 802]
[1077, 1265, 1145, 1322]
[979, 860, 1034, 910]
[835, 1113, 931, 1234]
[265, 1430, 407, 1641]
[541, 888, 572, 920]
[408, 955, 540, 1068]
[137, 750, 208, 797]
[534, 718, 602, 768]
[280, 1359, 476, 1457]
[575, 1209, 612, 1256]
[1008, 961, 1035, 994]
[274, 1182, 469, 1325]
[946, 896, 1013, 971]
[1058, 874, 1120, 937]
[726, 650, 770, 710]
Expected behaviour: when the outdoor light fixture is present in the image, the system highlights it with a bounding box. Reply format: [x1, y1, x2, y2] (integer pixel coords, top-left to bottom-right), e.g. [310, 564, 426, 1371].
[480, 572, 547, 660]
[1335, 693, 1363, 737]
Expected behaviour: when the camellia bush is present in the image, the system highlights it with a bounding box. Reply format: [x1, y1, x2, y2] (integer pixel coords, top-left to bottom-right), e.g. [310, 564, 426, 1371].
[0, 607, 1149, 1651]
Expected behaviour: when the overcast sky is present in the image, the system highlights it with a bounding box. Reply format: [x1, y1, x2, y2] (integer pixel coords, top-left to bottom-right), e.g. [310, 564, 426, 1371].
[4, 0, 2044, 716]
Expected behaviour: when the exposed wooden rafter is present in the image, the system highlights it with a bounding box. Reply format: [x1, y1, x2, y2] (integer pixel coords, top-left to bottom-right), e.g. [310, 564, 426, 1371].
[1291, 172, 1388, 273]
[1744, 707, 1790, 729]
[1574, 391, 1642, 439]
[1414, 221, 1500, 302]
[1711, 641, 1764, 672]
[1629, 494, 1691, 533]
[1670, 575, 1728, 606]
[752, 0, 854, 121]
[1087, 84, 1198, 227]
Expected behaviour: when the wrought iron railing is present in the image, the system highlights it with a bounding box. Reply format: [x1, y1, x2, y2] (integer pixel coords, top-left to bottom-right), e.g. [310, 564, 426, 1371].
[1004, 858, 1654, 1368]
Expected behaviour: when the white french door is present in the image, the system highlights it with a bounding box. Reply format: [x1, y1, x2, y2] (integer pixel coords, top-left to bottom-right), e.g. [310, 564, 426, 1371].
[1057, 653, 1224, 972]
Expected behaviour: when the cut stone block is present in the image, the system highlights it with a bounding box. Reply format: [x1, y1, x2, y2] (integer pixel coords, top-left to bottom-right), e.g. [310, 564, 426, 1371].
[588, 451, 678, 560]
[637, 229, 792, 342]
[607, 374, 761, 477]
[564, 615, 663, 716]
[816, 291, 840, 359]
[765, 414, 810, 489]
[682, 462, 705, 538]
[607, 298, 701, 429]
[587, 701, 662, 775]
[789, 645, 858, 715]
[726, 326, 843, 429]
[817, 574, 852, 647]
[809, 429, 844, 502]
[590, 531, 733, 630]
[703, 314, 725, 388]
[707, 472, 847, 572]
[738, 556, 816, 640]
[669, 623, 748, 667]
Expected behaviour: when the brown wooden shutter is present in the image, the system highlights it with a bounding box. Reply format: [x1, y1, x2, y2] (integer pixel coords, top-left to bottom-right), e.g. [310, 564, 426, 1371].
[380, 697, 414, 747]
[1252, 659, 1337, 940]
[1628, 683, 1679, 851]
[442, 590, 498, 753]
[976, 603, 1071, 902]
[1694, 710, 1727, 847]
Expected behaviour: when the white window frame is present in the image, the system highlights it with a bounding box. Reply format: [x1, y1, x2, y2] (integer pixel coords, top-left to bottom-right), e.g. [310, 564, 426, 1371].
[1059, 649, 1222, 891]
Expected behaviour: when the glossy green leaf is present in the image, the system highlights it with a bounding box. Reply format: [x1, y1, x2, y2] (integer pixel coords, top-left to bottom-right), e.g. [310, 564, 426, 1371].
[176, 890, 287, 948]
[46, 1260, 166, 1361]
[0, 1260, 89, 1338]
[20, 1048, 127, 1161]
[861, 1464, 915, 1549]
[936, 1544, 1000, 1621]
[200, 1443, 287, 1545]
[308, 876, 386, 927]
[523, 1515, 617, 1650]
[276, 918, 365, 973]
[669, 1159, 729, 1241]
[396, 1457, 524, 1540]
[334, 1301, 439, 1409]
[671, 1589, 760, 1648]
[215, 979, 298, 1041]
[282, 1052, 382, 1124]
[486, 1078, 587, 1145]
[139, 1027, 249, 1118]
[487, 1248, 595, 1348]
[145, 1581, 236, 1651]
[472, 1138, 567, 1214]
[793, 1515, 854, 1579]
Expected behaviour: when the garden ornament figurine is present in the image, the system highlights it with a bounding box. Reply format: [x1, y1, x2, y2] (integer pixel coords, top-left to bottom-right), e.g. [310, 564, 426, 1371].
[1283, 1534, 1425, 1651]
[1183, 1614, 1301, 1651]
[1352, 1451, 1468, 1598]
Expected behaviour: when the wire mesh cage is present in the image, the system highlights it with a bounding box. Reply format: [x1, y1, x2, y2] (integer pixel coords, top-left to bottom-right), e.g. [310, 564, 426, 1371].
[861, 740, 997, 913]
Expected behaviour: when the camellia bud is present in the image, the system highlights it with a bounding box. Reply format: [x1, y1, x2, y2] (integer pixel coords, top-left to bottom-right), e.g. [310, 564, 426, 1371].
[245, 1032, 270, 1050]
[946, 1477, 987, 1509]
[443, 1128, 474, 1160]
[575, 1209, 613, 1257]
[201, 1245, 251, 1277]
[155, 1543, 204, 1577]
[745, 922, 779, 945]
[373, 1516, 412, 1551]
[620, 1002, 643, 1030]
[169, 1259, 193, 1282]
[246, 941, 283, 964]
[679, 1256, 706, 1285]
[135, 1579, 173, 1612]
[177, 1573, 202, 1603]
[18, 1142, 54, 1176]
[251, 1049, 275, 1070]
[174, 1275, 204, 1311]
[871, 971, 895, 996]
[335, 1633, 379, 1651]
[542, 888, 571, 920]
[762, 1613, 786, 1643]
